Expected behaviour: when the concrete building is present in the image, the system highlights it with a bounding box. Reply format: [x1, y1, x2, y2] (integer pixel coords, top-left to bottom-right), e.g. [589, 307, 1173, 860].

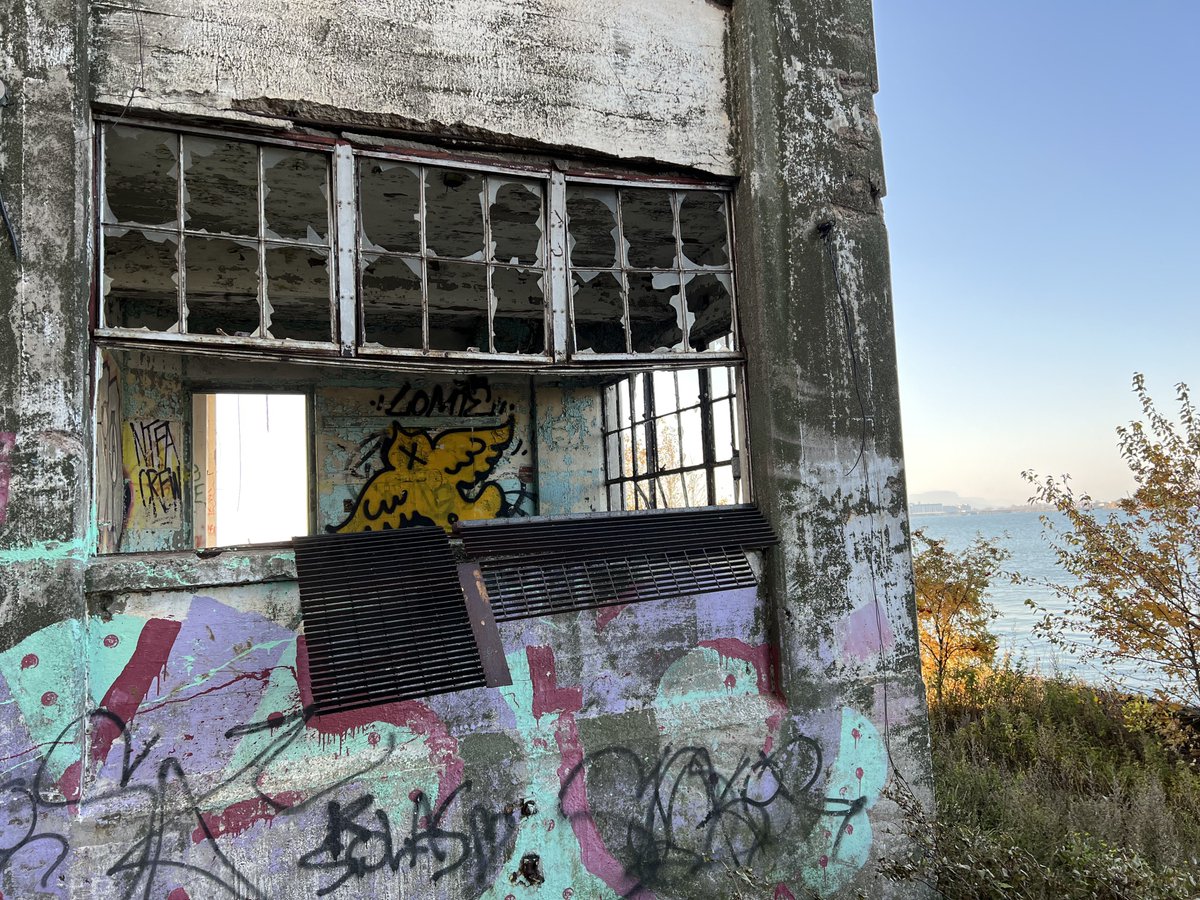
[0, 0, 932, 896]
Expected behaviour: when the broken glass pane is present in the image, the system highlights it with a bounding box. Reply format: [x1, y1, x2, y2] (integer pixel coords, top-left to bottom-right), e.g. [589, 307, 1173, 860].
[425, 168, 484, 260]
[359, 160, 421, 253]
[566, 186, 619, 268]
[427, 260, 488, 351]
[685, 272, 734, 350]
[628, 272, 684, 352]
[102, 228, 179, 330]
[622, 189, 677, 269]
[679, 191, 729, 267]
[104, 126, 178, 228]
[182, 136, 258, 237]
[361, 254, 423, 349]
[265, 246, 332, 341]
[632, 422, 650, 475]
[491, 267, 545, 354]
[571, 270, 626, 353]
[263, 148, 329, 243]
[183, 237, 260, 336]
[490, 180, 543, 266]
[656, 474, 685, 508]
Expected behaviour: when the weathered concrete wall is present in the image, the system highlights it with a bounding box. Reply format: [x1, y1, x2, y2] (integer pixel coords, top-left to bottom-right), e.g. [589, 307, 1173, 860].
[0, 0, 92, 648]
[730, 0, 935, 885]
[0, 0, 933, 896]
[1, 571, 894, 897]
[91, 0, 734, 175]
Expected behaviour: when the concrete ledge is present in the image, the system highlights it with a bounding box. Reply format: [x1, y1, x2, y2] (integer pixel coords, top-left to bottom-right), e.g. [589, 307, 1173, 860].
[85, 545, 298, 595]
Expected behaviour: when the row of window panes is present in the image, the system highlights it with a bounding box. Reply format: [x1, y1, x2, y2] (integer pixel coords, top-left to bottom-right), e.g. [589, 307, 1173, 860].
[98, 124, 738, 359]
[101, 126, 334, 341]
[358, 158, 547, 354]
[568, 185, 734, 355]
[607, 467, 740, 512]
[602, 368, 742, 510]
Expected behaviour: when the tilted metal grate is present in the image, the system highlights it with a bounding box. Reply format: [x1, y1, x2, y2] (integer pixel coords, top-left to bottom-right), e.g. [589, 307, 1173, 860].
[459, 505, 776, 622]
[294, 527, 488, 715]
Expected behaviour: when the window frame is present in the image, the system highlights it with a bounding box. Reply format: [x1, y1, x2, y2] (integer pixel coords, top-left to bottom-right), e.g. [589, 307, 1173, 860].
[92, 116, 743, 373]
[601, 362, 750, 512]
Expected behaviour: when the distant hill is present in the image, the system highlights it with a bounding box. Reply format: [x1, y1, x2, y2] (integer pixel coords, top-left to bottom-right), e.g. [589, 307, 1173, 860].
[909, 490, 997, 510]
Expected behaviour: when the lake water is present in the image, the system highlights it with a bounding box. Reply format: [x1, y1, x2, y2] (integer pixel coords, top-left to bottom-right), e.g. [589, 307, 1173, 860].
[910, 509, 1162, 694]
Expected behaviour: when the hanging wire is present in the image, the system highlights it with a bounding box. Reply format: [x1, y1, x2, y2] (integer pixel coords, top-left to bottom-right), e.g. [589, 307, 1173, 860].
[818, 221, 868, 478]
[817, 218, 918, 798]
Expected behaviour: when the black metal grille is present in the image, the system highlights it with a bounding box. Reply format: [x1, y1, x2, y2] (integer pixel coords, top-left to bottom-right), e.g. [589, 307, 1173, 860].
[460, 505, 776, 621]
[483, 546, 757, 622]
[459, 504, 776, 562]
[294, 528, 487, 715]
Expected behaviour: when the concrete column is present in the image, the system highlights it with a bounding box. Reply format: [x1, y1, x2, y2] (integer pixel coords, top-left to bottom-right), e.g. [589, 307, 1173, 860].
[0, 0, 92, 647]
[729, 0, 935, 890]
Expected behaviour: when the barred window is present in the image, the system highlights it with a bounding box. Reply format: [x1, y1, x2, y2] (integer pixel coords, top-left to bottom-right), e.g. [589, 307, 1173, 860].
[602, 354, 744, 511]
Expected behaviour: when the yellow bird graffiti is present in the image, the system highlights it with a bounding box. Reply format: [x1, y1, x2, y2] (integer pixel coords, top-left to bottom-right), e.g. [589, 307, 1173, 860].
[334, 418, 515, 533]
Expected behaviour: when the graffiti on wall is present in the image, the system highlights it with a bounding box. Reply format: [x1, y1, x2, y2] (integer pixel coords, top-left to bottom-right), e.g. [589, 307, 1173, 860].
[0, 585, 889, 899]
[122, 418, 183, 531]
[366, 376, 497, 419]
[333, 419, 516, 533]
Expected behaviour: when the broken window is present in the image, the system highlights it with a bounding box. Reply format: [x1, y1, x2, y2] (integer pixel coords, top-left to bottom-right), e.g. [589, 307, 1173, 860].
[359, 159, 547, 355]
[96, 120, 738, 365]
[93, 120, 747, 557]
[101, 126, 335, 342]
[602, 357, 744, 511]
[567, 184, 735, 355]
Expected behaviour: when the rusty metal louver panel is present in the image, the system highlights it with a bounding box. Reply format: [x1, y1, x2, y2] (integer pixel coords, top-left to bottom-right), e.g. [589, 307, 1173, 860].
[459, 505, 776, 622]
[458, 504, 777, 562]
[294, 527, 488, 715]
[482, 546, 758, 622]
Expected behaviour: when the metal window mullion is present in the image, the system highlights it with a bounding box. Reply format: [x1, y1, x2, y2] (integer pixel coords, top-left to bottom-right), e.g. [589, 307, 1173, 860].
[724, 193, 739, 352]
[699, 368, 717, 506]
[483, 175, 495, 353]
[672, 370, 690, 506]
[176, 133, 187, 333]
[733, 364, 751, 502]
[613, 188, 632, 354]
[672, 190, 690, 351]
[418, 166, 429, 351]
[333, 144, 357, 353]
[257, 145, 269, 338]
[643, 373, 658, 508]
[548, 170, 568, 361]
[97, 128, 109, 330]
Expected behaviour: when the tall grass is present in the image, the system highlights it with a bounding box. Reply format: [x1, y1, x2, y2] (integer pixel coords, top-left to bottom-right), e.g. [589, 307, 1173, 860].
[882, 660, 1200, 899]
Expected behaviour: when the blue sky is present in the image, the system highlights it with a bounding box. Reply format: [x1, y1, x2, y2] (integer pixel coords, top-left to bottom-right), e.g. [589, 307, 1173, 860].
[873, 2, 1200, 505]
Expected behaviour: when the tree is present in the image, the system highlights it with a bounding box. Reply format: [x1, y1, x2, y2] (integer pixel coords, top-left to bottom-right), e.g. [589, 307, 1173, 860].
[913, 530, 1008, 705]
[1024, 375, 1200, 707]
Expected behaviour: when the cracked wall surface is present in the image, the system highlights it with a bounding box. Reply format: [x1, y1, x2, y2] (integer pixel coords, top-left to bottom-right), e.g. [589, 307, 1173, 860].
[92, 0, 734, 174]
[0, 0, 933, 896]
